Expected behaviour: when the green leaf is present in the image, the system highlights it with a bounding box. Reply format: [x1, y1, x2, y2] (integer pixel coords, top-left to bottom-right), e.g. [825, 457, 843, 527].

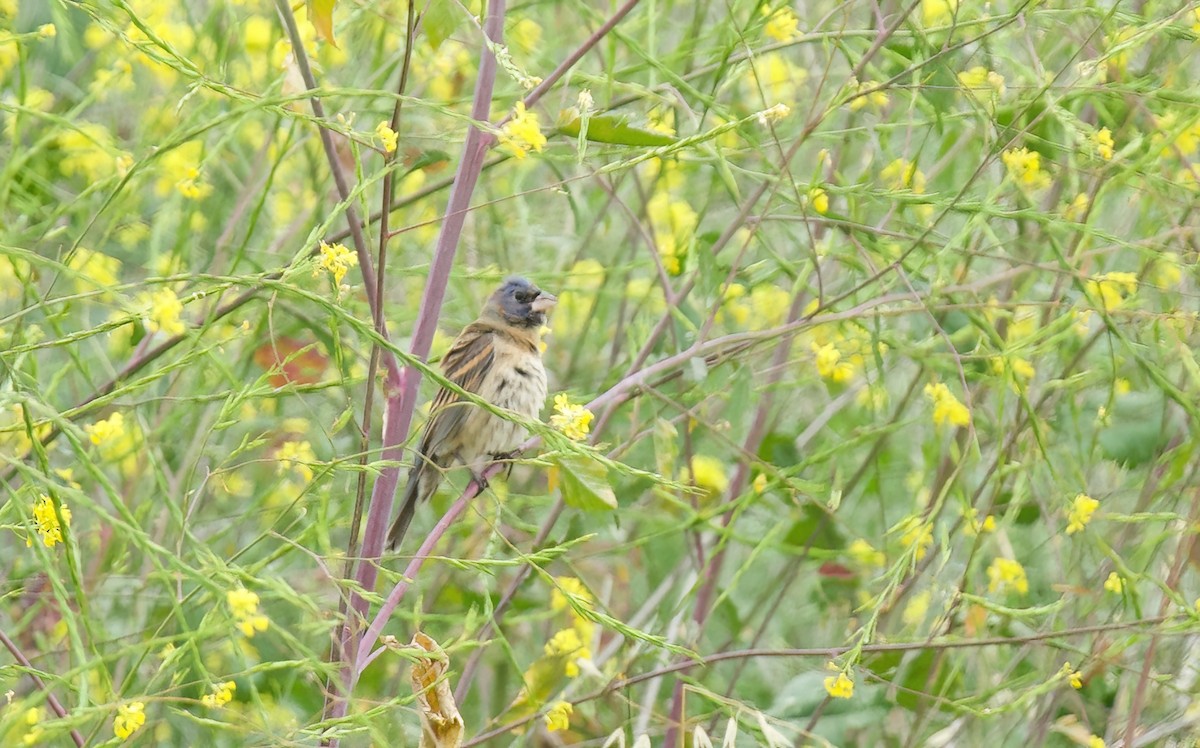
[307, 0, 337, 46]
[553, 453, 617, 512]
[556, 113, 676, 147]
[423, 0, 459, 51]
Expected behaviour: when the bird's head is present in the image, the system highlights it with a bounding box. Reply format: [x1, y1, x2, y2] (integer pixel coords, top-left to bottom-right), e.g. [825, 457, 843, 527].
[483, 276, 557, 329]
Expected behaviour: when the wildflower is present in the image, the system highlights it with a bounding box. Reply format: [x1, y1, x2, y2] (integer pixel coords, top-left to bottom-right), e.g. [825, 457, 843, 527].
[58, 123, 126, 183]
[243, 15, 273, 52]
[753, 473, 769, 493]
[1001, 147, 1050, 190]
[201, 681, 236, 709]
[497, 101, 546, 159]
[544, 700, 573, 731]
[812, 341, 856, 383]
[67, 247, 121, 294]
[38, 23, 55, 38]
[175, 167, 212, 200]
[957, 66, 1006, 99]
[30, 494, 71, 548]
[749, 285, 790, 329]
[1104, 572, 1124, 594]
[275, 440, 316, 482]
[881, 158, 926, 193]
[375, 121, 398, 154]
[1089, 736, 1105, 748]
[762, 6, 799, 42]
[808, 186, 829, 214]
[156, 141, 210, 199]
[551, 577, 593, 613]
[756, 102, 791, 125]
[545, 627, 590, 678]
[142, 288, 186, 336]
[963, 508, 996, 537]
[986, 557, 1028, 596]
[1066, 493, 1099, 534]
[823, 667, 854, 699]
[1064, 192, 1090, 221]
[22, 706, 44, 745]
[647, 191, 697, 276]
[922, 0, 958, 26]
[87, 412, 126, 446]
[681, 455, 729, 495]
[924, 382, 970, 428]
[903, 589, 931, 626]
[1091, 128, 1114, 160]
[316, 241, 357, 286]
[113, 701, 146, 740]
[226, 588, 270, 637]
[848, 538, 885, 567]
[1151, 252, 1183, 288]
[1087, 272, 1138, 308]
[550, 394, 594, 441]
[898, 517, 934, 561]
[847, 78, 889, 110]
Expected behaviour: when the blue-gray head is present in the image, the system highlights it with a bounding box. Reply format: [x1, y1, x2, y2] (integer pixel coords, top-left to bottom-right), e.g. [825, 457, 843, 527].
[484, 276, 557, 328]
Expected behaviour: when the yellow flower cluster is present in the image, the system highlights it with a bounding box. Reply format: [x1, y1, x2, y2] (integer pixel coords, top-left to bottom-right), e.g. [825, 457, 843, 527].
[550, 394, 594, 441]
[681, 454, 729, 496]
[1001, 147, 1051, 190]
[544, 700, 573, 732]
[986, 557, 1028, 596]
[823, 664, 854, 699]
[647, 187, 697, 276]
[719, 282, 792, 330]
[1086, 271, 1138, 308]
[924, 382, 970, 428]
[880, 158, 933, 220]
[1091, 128, 1115, 160]
[963, 508, 996, 537]
[113, 701, 146, 740]
[498, 101, 546, 159]
[1065, 493, 1099, 534]
[30, 494, 71, 548]
[275, 440, 317, 482]
[547, 576, 594, 678]
[762, 5, 799, 42]
[226, 588, 270, 638]
[922, 0, 958, 25]
[1104, 572, 1124, 594]
[847, 77, 889, 111]
[848, 538, 885, 568]
[896, 515, 934, 561]
[201, 680, 236, 709]
[142, 288, 186, 336]
[316, 241, 357, 286]
[375, 121, 398, 154]
[957, 66, 1006, 100]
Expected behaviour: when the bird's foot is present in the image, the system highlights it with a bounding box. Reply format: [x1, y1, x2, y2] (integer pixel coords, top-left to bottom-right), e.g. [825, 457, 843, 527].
[489, 450, 519, 480]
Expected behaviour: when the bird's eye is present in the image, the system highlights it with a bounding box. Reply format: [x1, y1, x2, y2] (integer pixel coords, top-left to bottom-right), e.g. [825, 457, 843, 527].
[515, 290, 535, 303]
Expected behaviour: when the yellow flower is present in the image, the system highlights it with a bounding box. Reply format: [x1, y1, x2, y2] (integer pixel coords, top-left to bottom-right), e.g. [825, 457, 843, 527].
[749, 284, 790, 329]
[37, 23, 55, 38]
[497, 101, 546, 159]
[30, 494, 71, 548]
[544, 700, 573, 732]
[682, 454, 729, 495]
[924, 382, 970, 428]
[142, 288, 186, 336]
[1151, 252, 1183, 288]
[243, 15, 273, 53]
[897, 516, 934, 561]
[848, 538, 885, 568]
[753, 473, 769, 493]
[809, 186, 829, 214]
[545, 627, 590, 678]
[58, 123, 127, 183]
[87, 411, 126, 446]
[1089, 736, 1105, 748]
[156, 141, 211, 199]
[1104, 572, 1124, 594]
[847, 77, 889, 111]
[1066, 493, 1099, 534]
[22, 705, 44, 745]
[67, 247, 121, 294]
[200, 680, 236, 709]
[1086, 271, 1138, 308]
[922, 0, 958, 25]
[986, 557, 1028, 596]
[551, 576, 593, 612]
[316, 241, 357, 286]
[963, 508, 996, 537]
[957, 66, 1006, 99]
[375, 121, 398, 154]
[812, 341, 856, 383]
[762, 5, 799, 42]
[113, 701, 146, 740]
[227, 588, 270, 638]
[823, 668, 854, 699]
[647, 191, 697, 276]
[1001, 147, 1050, 190]
[550, 394, 594, 441]
[1064, 192, 1090, 221]
[1091, 128, 1114, 160]
[881, 158, 926, 193]
[275, 440, 316, 482]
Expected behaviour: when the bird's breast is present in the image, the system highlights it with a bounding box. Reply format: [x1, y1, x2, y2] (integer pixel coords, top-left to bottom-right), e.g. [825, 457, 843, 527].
[469, 342, 547, 457]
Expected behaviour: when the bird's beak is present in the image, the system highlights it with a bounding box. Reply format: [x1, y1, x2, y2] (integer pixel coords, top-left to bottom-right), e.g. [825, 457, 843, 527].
[530, 291, 558, 314]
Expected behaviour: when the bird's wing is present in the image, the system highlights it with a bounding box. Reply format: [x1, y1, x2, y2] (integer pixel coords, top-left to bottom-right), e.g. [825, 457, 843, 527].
[418, 323, 496, 457]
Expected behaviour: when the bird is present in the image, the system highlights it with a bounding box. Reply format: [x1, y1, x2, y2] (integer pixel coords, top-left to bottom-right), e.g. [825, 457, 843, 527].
[387, 277, 557, 551]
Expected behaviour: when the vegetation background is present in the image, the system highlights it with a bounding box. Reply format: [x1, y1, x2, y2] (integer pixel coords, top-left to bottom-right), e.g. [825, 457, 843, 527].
[2, 0, 1199, 745]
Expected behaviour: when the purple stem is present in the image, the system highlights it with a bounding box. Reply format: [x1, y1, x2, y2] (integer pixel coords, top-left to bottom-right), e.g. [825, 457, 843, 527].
[0, 627, 85, 747]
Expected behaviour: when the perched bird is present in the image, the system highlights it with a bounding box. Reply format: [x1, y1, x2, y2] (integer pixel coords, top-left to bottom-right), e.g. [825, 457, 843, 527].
[387, 277, 557, 550]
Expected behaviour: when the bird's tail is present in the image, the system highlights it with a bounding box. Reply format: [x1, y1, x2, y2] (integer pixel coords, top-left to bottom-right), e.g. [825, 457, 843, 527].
[386, 459, 440, 551]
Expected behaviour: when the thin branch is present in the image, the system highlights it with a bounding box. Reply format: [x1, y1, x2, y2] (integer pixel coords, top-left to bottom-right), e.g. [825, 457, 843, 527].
[0, 627, 86, 747]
